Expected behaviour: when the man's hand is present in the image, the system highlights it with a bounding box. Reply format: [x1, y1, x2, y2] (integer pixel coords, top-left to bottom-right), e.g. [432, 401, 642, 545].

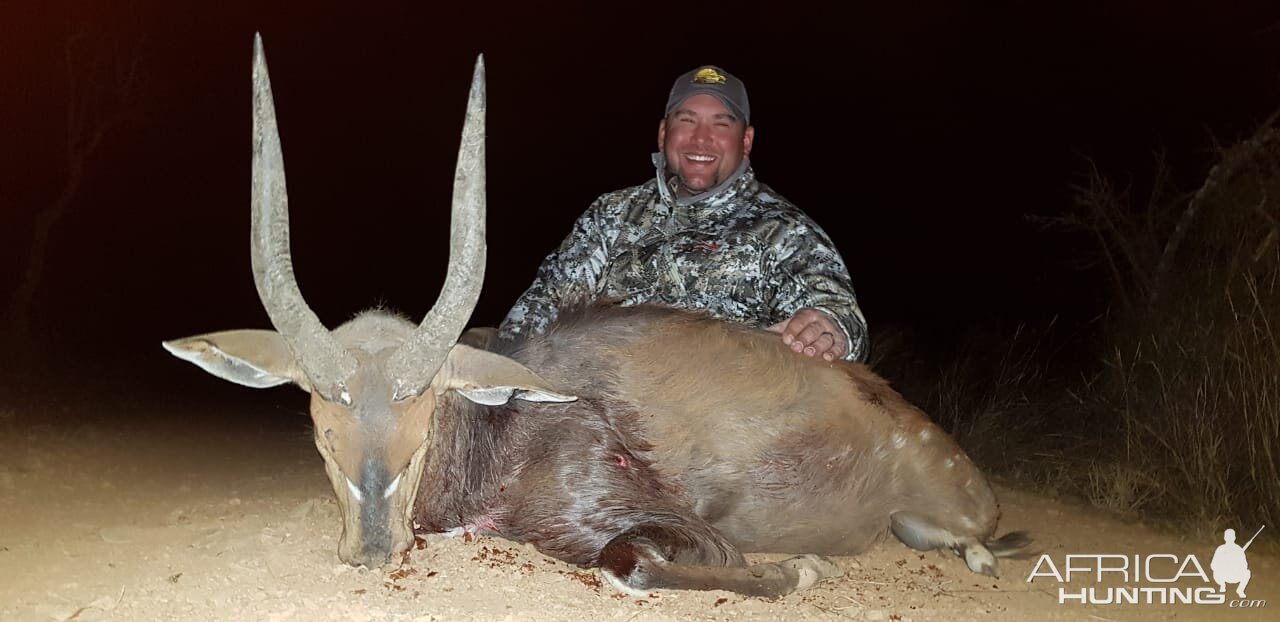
[767, 308, 847, 362]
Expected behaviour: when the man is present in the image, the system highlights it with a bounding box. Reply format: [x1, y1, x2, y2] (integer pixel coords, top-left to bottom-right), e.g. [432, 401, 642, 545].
[500, 65, 868, 362]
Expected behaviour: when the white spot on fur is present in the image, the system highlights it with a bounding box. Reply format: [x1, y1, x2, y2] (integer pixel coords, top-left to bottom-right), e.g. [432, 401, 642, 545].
[944, 457, 956, 469]
[891, 431, 907, 449]
[918, 428, 932, 442]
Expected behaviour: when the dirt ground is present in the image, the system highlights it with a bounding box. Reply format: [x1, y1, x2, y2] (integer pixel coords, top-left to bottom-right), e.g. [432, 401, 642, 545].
[1, 386, 1274, 622]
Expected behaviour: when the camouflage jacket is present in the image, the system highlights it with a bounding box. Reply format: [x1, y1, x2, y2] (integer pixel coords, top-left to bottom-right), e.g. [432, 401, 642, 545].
[500, 154, 868, 361]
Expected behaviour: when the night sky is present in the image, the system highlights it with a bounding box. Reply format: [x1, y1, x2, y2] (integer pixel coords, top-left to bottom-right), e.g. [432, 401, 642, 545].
[4, 1, 1279, 371]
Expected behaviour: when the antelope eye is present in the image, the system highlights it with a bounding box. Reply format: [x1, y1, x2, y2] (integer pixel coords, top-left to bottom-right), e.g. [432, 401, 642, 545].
[392, 383, 423, 403]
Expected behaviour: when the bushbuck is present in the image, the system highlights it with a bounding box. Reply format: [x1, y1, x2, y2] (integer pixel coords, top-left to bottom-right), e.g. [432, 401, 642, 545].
[163, 36, 1028, 598]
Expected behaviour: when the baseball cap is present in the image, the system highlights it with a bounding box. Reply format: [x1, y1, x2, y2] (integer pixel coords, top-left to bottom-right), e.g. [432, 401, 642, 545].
[664, 65, 750, 124]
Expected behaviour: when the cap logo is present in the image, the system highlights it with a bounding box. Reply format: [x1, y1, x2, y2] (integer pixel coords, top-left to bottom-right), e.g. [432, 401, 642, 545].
[692, 68, 727, 85]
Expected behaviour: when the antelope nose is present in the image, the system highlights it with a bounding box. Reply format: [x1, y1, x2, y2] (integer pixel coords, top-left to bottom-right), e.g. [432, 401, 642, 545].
[341, 544, 395, 569]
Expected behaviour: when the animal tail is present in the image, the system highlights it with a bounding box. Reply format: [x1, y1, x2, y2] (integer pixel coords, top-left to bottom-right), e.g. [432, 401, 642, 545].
[986, 530, 1035, 558]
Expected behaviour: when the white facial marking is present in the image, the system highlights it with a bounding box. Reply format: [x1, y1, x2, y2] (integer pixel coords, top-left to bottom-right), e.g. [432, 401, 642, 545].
[346, 478, 364, 503]
[383, 472, 402, 499]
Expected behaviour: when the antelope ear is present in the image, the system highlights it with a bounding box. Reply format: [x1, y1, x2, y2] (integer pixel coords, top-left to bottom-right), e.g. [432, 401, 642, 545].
[162, 329, 312, 392]
[457, 326, 499, 350]
[437, 343, 577, 405]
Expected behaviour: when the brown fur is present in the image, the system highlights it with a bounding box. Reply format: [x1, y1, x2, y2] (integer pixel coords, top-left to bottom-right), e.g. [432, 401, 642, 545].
[399, 302, 1018, 596]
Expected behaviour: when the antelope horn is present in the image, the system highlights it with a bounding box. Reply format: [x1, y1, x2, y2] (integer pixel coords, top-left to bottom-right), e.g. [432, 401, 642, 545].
[250, 33, 357, 397]
[386, 55, 487, 400]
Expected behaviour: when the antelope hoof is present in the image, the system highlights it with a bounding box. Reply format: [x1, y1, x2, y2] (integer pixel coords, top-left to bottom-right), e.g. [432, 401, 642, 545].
[781, 554, 844, 590]
[600, 540, 665, 598]
[963, 544, 998, 577]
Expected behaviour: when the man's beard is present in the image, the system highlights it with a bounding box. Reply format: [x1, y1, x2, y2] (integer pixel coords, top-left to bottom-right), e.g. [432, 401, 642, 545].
[668, 167, 716, 199]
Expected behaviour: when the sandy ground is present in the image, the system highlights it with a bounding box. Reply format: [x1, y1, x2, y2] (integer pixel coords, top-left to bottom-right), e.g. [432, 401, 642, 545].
[1, 386, 1275, 622]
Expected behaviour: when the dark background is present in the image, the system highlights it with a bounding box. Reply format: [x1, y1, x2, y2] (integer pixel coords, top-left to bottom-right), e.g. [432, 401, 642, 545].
[3, 1, 1279, 377]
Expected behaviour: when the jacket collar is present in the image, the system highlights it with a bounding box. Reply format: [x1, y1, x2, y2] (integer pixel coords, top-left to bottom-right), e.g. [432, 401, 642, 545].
[651, 152, 753, 213]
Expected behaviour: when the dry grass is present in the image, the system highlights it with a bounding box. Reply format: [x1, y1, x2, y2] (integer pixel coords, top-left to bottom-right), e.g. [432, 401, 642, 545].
[882, 115, 1280, 537]
[1068, 117, 1280, 534]
[1093, 274, 1280, 531]
[1024, 116, 1278, 534]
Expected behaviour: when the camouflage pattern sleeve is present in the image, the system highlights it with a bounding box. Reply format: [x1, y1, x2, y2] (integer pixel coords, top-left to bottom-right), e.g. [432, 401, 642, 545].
[767, 216, 869, 362]
[499, 196, 617, 338]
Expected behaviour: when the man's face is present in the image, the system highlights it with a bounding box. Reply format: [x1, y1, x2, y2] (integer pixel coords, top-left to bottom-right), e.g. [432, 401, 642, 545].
[658, 93, 754, 198]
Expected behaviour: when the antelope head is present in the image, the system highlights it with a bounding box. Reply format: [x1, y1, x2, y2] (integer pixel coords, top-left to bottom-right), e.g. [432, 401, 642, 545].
[163, 35, 572, 567]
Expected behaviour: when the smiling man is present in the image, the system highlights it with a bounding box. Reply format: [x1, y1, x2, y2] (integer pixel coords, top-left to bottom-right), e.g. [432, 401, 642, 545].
[501, 65, 868, 362]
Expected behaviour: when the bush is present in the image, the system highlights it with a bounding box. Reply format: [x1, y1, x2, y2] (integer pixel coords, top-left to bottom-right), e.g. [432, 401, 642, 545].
[1030, 115, 1280, 534]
